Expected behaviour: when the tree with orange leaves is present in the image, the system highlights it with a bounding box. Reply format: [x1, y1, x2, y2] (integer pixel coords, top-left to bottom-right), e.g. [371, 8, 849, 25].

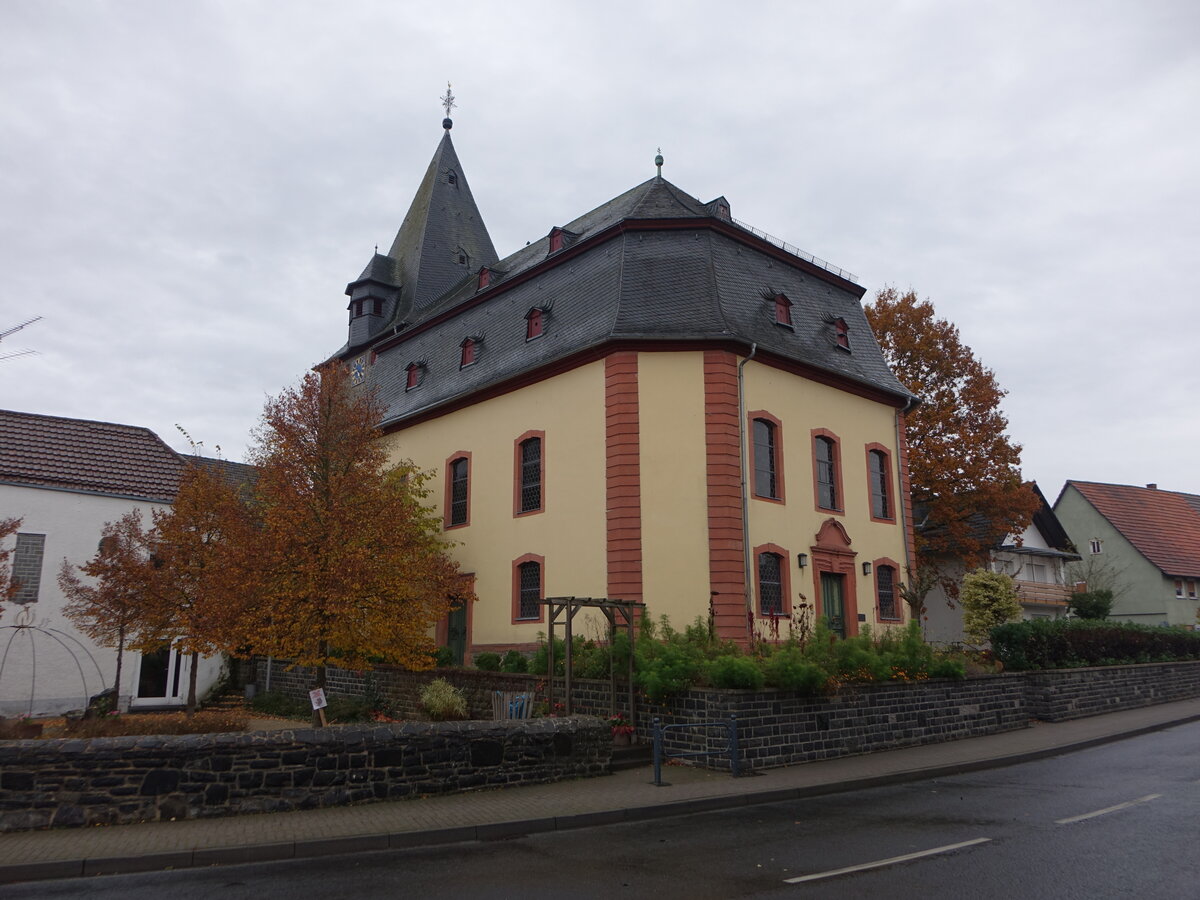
[242, 363, 466, 713]
[865, 288, 1038, 614]
[0, 516, 23, 611]
[58, 510, 154, 699]
[139, 459, 253, 714]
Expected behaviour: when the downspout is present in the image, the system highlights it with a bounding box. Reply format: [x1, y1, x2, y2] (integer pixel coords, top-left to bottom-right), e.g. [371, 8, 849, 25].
[738, 343, 758, 636]
[894, 396, 918, 599]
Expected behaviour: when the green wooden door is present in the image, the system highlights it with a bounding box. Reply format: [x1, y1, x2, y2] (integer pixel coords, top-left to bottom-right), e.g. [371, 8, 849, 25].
[821, 573, 846, 638]
[447, 602, 468, 666]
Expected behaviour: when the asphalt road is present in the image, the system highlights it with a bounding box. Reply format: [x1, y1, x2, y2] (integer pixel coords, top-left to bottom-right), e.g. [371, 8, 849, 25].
[14, 720, 1200, 899]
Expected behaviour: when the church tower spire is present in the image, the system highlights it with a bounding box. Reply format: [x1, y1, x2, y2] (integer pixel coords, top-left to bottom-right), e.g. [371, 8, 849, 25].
[345, 90, 498, 348]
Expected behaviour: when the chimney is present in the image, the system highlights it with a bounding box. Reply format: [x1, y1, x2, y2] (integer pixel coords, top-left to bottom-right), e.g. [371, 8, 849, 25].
[1146, 483, 1158, 490]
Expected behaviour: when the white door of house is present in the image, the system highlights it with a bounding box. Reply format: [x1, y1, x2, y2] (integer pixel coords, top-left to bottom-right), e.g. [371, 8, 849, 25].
[131, 645, 189, 707]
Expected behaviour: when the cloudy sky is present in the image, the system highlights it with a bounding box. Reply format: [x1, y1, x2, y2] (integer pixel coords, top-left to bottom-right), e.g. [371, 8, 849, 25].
[2, 0, 1197, 501]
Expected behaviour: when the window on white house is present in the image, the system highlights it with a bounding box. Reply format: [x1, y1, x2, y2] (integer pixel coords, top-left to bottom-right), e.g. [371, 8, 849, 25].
[12, 533, 46, 604]
[1090, 539, 1102, 554]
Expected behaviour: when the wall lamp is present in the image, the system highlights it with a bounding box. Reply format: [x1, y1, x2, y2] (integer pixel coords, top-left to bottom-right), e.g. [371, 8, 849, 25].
[797, 553, 808, 568]
[862, 561, 872, 576]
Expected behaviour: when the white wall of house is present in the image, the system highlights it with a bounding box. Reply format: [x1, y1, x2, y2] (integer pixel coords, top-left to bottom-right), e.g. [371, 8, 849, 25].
[0, 483, 224, 716]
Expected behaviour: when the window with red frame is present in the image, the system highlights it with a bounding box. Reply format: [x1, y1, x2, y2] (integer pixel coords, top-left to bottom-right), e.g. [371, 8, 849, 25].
[405, 363, 421, 391]
[834, 318, 850, 350]
[526, 308, 544, 340]
[518, 436, 542, 513]
[876, 565, 898, 619]
[815, 435, 839, 510]
[549, 228, 563, 253]
[448, 457, 469, 527]
[752, 418, 780, 499]
[774, 294, 793, 327]
[868, 449, 891, 519]
[517, 560, 541, 619]
[477, 268, 491, 290]
[460, 338, 476, 368]
[758, 552, 784, 616]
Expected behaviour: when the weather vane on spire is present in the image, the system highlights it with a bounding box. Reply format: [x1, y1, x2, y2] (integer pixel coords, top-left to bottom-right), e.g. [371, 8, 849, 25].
[441, 82, 456, 129]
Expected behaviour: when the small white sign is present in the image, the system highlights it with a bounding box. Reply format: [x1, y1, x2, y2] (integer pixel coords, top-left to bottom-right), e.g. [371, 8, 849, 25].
[309, 688, 327, 710]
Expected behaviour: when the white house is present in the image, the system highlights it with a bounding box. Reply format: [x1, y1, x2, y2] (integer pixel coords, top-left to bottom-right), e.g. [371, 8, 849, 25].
[0, 409, 234, 716]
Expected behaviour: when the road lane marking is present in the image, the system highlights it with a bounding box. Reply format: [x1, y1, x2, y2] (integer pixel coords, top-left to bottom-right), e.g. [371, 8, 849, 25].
[782, 838, 992, 884]
[1055, 793, 1162, 825]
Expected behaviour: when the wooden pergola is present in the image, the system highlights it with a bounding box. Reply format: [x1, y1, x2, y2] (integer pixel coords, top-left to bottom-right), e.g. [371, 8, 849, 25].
[540, 596, 644, 729]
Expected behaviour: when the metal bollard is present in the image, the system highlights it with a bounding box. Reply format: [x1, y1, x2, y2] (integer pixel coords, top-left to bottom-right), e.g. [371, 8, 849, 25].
[652, 717, 663, 786]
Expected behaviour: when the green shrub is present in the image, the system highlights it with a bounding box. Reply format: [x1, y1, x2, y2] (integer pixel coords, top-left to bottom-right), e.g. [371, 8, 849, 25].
[420, 678, 469, 720]
[709, 654, 765, 690]
[473, 651, 501, 671]
[1068, 589, 1114, 620]
[500, 650, 528, 673]
[927, 658, 966, 680]
[433, 646, 455, 668]
[326, 695, 376, 722]
[764, 647, 830, 694]
[960, 569, 1022, 644]
[529, 635, 566, 676]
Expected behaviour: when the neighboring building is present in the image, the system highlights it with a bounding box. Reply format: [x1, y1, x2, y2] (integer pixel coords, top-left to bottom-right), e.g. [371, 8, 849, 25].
[1054, 480, 1200, 628]
[0, 409, 243, 715]
[335, 112, 918, 660]
[923, 484, 1081, 644]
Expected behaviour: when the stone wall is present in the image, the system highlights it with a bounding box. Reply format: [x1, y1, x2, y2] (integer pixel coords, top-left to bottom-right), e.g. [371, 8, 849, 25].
[1024, 660, 1200, 721]
[0, 717, 609, 833]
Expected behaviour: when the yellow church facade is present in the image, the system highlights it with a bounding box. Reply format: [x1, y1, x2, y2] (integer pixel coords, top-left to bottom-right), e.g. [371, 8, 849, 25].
[338, 116, 915, 658]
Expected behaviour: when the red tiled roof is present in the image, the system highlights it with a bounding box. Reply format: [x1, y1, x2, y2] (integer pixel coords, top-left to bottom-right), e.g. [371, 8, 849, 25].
[0, 409, 182, 502]
[1068, 480, 1200, 578]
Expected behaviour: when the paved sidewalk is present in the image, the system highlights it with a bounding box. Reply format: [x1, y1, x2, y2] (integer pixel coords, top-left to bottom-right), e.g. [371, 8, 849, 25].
[4, 698, 1200, 885]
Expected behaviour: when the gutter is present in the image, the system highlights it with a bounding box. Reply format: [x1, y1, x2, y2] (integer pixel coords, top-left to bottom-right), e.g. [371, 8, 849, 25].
[738, 342, 758, 632]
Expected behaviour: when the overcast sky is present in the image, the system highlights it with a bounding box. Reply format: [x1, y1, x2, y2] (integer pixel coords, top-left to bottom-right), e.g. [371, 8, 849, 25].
[2, 0, 1197, 502]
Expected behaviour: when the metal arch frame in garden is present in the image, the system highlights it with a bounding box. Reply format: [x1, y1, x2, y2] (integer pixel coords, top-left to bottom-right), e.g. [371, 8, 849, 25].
[541, 596, 644, 732]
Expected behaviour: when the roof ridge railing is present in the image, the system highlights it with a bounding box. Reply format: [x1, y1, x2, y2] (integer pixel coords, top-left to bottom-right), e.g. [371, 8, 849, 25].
[730, 217, 859, 284]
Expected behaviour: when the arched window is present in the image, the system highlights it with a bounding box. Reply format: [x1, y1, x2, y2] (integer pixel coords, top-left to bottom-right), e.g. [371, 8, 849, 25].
[834, 317, 850, 350]
[876, 564, 899, 621]
[752, 417, 781, 500]
[867, 447, 892, 520]
[445, 454, 470, 528]
[758, 551, 784, 617]
[513, 555, 544, 622]
[814, 433, 840, 511]
[405, 363, 421, 391]
[516, 433, 543, 515]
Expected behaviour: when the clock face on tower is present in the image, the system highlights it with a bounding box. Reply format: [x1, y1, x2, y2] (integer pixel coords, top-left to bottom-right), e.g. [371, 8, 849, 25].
[351, 356, 366, 385]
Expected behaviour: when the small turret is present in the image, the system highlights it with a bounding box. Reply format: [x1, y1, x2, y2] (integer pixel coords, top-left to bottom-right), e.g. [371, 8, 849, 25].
[345, 253, 402, 348]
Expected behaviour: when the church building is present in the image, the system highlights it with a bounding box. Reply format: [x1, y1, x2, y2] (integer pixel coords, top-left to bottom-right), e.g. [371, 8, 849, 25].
[336, 101, 918, 660]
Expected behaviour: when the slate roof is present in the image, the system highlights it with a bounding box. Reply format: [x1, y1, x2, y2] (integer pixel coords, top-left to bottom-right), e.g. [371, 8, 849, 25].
[1063, 481, 1200, 578]
[339, 130, 917, 428]
[0, 409, 183, 502]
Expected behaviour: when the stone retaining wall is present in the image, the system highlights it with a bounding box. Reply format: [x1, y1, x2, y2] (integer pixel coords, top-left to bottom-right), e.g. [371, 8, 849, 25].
[0, 717, 608, 833]
[1024, 660, 1200, 721]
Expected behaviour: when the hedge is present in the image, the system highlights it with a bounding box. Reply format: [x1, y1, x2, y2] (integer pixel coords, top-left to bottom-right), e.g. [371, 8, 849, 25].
[990, 618, 1200, 670]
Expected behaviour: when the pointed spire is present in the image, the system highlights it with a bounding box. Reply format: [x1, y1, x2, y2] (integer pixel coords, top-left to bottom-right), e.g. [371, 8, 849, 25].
[384, 109, 498, 314]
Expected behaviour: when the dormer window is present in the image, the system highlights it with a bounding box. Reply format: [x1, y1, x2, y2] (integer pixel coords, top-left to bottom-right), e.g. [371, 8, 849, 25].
[834, 317, 850, 351]
[477, 267, 492, 291]
[371, 298, 382, 316]
[405, 363, 423, 391]
[774, 294, 793, 328]
[447, 170, 458, 186]
[548, 228, 564, 254]
[525, 308, 544, 341]
[460, 338, 477, 368]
